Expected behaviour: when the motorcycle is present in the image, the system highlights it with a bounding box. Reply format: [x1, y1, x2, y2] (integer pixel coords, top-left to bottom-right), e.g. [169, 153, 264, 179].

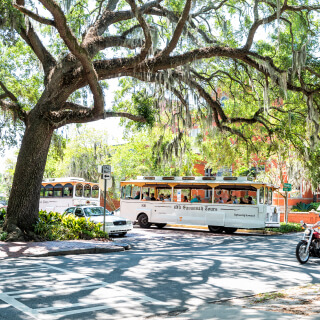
[296, 218, 320, 264]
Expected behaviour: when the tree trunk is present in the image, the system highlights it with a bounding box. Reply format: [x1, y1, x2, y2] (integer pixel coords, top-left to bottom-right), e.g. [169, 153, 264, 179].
[4, 116, 54, 234]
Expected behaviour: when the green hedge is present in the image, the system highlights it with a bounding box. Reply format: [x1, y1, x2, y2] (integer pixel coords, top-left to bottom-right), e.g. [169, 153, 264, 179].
[266, 222, 303, 233]
[0, 208, 6, 221]
[310, 202, 320, 211]
[34, 210, 108, 241]
[291, 202, 320, 212]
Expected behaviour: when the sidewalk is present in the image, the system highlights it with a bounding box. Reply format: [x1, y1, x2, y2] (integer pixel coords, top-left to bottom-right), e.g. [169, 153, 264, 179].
[0, 239, 130, 259]
[171, 284, 320, 320]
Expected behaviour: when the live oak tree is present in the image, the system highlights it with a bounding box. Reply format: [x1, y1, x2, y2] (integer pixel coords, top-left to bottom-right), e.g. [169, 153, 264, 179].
[1, 0, 320, 237]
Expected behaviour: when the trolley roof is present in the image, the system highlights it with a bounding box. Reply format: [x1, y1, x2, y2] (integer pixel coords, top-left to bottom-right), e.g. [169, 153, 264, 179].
[42, 177, 99, 186]
[121, 176, 278, 190]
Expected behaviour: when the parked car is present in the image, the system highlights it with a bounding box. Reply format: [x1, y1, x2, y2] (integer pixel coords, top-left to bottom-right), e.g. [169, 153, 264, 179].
[112, 207, 120, 215]
[63, 206, 133, 236]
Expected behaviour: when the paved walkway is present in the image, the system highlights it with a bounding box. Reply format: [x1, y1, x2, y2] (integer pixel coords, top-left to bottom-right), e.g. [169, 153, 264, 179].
[0, 239, 130, 259]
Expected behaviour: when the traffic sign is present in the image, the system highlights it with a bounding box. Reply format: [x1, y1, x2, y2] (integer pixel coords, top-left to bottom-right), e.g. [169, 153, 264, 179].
[98, 165, 112, 174]
[283, 183, 292, 191]
[102, 173, 111, 180]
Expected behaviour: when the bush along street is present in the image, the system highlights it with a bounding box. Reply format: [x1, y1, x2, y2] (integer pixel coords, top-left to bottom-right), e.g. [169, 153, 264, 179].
[34, 211, 108, 241]
[291, 202, 320, 212]
[0, 209, 7, 241]
[266, 223, 303, 233]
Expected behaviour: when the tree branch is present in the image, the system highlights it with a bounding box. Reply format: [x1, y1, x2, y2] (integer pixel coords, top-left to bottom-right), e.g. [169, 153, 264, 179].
[18, 24, 56, 80]
[158, 0, 192, 57]
[87, 35, 143, 56]
[243, 4, 283, 50]
[125, 0, 152, 62]
[13, 3, 55, 25]
[0, 81, 18, 102]
[0, 81, 27, 122]
[39, 0, 104, 116]
[83, 0, 161, 48]
[12, 0, 56, 79]
[192, 0, 228, 16]
[0, 100, 27, 123]
[46, 103, 146, 128]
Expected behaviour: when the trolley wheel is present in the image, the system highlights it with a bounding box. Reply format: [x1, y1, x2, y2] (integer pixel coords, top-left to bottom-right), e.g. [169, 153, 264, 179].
[296, 240, 310, 264]
[224, 227, 237, 234]
[208, 226, 224, 233]
[155, 223, 167, 229]
[138, 213, 151, 228]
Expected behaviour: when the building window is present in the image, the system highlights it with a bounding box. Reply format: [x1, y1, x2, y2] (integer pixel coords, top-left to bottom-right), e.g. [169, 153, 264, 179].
[290, 184, 303, 199]
[205, 190, 213, 199]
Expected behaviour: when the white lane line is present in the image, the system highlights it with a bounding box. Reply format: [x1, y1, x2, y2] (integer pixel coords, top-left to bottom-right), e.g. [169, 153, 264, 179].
[0, 262, 171, 320]
[9, 283, 104, 297]
[0, 267, 49, 273]
[0, 293, 39, 319]
[0, 275, 53, 284]
[36, 302, 96, 312]
[38, 305, 122, 320]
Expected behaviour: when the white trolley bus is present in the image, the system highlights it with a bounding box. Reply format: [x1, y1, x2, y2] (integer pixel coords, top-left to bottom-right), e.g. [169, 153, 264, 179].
[39, 177, 100, 213]
[119, 176, 280, 233]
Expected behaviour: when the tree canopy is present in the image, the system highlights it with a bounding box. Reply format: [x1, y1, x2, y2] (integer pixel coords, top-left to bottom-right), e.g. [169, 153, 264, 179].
[1, 0, 320, 236]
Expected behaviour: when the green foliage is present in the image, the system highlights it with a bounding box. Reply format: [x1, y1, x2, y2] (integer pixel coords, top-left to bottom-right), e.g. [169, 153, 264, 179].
[44, 127, 110, 181]
[310, 202, 320, 211]
[292, 202, 320, 212]
[266, 223, 303, 233]
[0, 231, 7, 241]
[132, 92, 156, 129]
[0, 208, 5, 220]
[291, 202, 312, 212]
[110, 128, 199, 179]
[254, 292, 286, 303]
[34, 210, 108, 241]
[113, 84, 157, 133]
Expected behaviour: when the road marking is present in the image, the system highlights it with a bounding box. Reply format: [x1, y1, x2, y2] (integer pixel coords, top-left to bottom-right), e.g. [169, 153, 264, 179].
[0, 293, 39, 319]
[0, 261, 168, 320]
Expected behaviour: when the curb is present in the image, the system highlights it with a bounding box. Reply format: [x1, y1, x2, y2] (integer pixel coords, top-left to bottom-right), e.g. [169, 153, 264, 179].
[166, 224, 279, 235]
[25, 244, 131, 258]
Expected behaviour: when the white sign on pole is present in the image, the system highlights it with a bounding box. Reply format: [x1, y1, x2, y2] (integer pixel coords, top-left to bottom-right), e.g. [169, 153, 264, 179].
[99, 177, 113, 191]
[98, 165, 112, 174]
[102, 173, 111, 180]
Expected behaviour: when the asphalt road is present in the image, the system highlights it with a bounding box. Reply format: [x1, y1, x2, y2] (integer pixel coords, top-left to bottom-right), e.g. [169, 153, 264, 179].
[0, 228, 319, 320]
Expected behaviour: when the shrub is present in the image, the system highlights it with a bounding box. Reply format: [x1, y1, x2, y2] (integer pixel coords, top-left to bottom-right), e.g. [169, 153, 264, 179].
[266, 222, 303, 233]
[0, 208, 6, 221]
[34, 210, 108, 241]
[0, 232, 8, 241]
[310, 202, 320, 211]
[291, 202, 312, 212]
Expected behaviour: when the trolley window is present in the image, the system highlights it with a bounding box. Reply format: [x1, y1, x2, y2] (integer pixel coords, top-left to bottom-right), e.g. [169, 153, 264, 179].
[84, 184, 91, 198]
[259, 187, 264, 204]
[92, 185, 99, 198]
[44, 184, 54, 197]
[40, 187, 45, 198]
[75, 183, 83, 197]
[268, 188, 273, 205]
[54, 184, 63, 197]
[63, 183, 73, 197]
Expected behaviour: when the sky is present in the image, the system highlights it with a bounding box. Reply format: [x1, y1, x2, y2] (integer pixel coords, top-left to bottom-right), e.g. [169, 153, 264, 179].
[0, 79, 124, 173]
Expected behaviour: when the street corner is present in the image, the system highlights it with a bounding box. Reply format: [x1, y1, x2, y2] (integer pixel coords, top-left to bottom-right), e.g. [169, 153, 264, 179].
[0, 240, 131, 259]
